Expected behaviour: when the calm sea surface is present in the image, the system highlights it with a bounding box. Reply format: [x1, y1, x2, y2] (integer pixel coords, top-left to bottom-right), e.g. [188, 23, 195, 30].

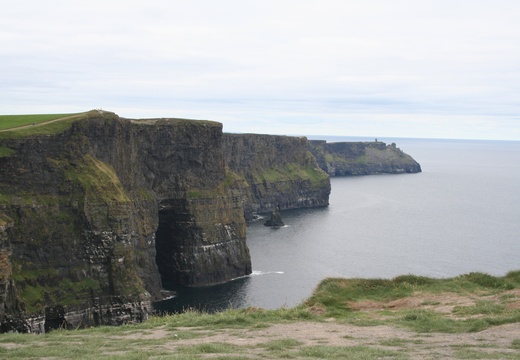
[154, 137, 520, 313]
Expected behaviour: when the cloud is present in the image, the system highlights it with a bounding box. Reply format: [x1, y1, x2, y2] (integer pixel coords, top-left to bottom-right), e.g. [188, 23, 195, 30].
[1, 0, 519, 139]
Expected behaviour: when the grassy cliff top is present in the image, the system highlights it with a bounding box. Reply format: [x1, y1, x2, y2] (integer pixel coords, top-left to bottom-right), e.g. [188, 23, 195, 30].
[0, 110, 111, 139]
[0, 111, 222, 139]
[0, 113, 81, 130]
[131, 117, 222, 127]
[1, 271, 518, 358]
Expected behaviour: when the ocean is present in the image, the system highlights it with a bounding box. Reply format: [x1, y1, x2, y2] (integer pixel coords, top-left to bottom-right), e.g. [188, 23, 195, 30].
[154, 137, 520, 313]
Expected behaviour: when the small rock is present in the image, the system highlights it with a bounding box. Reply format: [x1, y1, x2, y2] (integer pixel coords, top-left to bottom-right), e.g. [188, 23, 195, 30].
[264, 208, 284, 227]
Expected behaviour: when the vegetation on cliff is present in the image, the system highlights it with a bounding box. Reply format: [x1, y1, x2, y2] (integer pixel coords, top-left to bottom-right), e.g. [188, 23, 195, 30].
[0, 146, 15, 158]
[51, 154, 131, 203]
[253, 159, 327, 185]
[0, 271, 518, 359]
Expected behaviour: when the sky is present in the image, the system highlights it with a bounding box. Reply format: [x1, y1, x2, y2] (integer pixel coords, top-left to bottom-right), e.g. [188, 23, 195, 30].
[1, 1, 520, 140]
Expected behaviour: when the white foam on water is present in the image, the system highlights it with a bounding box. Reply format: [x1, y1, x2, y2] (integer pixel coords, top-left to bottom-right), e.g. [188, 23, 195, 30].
[250, 270, 284, 276]
[231, 270, 284, 281]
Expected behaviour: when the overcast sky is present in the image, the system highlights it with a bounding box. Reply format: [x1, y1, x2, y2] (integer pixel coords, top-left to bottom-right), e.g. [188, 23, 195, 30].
[2, 1, 520, 140]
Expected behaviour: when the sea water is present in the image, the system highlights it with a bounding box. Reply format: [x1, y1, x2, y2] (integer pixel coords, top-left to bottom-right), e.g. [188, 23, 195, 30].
[154, 137, 520, 313]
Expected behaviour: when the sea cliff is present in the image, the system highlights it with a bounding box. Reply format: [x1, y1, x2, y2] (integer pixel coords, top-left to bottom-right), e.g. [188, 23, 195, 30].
[223, 134, 330, 221]
[0, 112, 255, 332]
[0, 111, 420, 333]
[0, 111, 333, 333]
[308, 140, 421, 176]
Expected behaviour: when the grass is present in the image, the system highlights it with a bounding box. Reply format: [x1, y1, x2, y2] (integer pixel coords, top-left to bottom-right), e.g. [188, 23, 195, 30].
[0, 146, 15, 158]
[253, 162, 329, 191]
[258, 338, 303, 351]
[52, 154, 131, 203]
[160, 306, 317, 330]
[187, 169, 249, 199]
[0, 113, 79, 130]
[0, 327, 406, 359]
[297, 345, 407, 359]
[0, 110, 117, 139]
[452, 348, 520, 359]
[0, 271, 519, 358]
[177, 342, 242, 355]
[13, 271, 102, 313]
[305, 271, 520, 333]
[0, 308, 312, 359]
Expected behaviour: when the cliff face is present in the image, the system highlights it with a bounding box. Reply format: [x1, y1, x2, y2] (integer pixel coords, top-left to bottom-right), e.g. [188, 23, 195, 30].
[308, 140, 421, 176]
[0, 110, 420, 333]
[223, 134, 331, 220]
[0, 112, 251, 333]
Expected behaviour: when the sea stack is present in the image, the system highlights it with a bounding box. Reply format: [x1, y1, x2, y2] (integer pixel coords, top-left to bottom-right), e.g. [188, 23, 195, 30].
[264, 207, 285, 227]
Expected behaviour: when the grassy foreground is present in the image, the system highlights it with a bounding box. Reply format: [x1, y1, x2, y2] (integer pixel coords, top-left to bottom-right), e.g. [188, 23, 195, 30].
[1, 271, 519, 359]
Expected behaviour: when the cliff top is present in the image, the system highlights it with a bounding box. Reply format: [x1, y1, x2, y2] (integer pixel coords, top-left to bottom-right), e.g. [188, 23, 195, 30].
[0, 112, 82, 130]
[0, 110, 112, 139]
[130, 117, 220, 127]
[0, 110, 221, 139]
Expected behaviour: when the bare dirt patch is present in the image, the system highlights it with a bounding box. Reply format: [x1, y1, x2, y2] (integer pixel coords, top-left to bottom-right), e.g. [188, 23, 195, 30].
[109, 326, 169, 340]
[144, 289, 520, 358]
[144, 321, 520, 359]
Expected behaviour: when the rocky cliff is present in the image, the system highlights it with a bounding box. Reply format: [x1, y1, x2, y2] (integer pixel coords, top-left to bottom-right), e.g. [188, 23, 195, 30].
[223, 134, 330, 220]
[308, 140, 421, 176]
[0, 110, 418, 333]
[0, 111, 252, 333]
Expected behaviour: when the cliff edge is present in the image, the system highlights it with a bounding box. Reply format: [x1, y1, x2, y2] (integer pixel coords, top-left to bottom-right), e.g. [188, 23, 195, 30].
[0, 111, 254, 332]
[0, 112, 333, 333]
[0, 110, 419, 333]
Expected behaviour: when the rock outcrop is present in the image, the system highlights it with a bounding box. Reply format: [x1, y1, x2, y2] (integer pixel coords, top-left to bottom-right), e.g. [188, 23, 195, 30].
[263, 208, 285, 228]
[0, 111, 252, 332]
[308, 140, 421, 176]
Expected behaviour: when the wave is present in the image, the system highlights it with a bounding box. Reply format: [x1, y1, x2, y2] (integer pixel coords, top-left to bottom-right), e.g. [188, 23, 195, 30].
[231, 270, 284, 281]
[250, 270, 285, 276]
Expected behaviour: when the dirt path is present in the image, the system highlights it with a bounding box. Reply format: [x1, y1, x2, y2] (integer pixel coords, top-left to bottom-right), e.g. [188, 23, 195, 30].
[106, 288, 520, 357]
[110, 321, 520, 359]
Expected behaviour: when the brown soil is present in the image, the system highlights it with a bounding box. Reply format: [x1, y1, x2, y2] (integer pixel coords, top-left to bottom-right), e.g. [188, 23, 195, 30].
[112, 321, 519, 359]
